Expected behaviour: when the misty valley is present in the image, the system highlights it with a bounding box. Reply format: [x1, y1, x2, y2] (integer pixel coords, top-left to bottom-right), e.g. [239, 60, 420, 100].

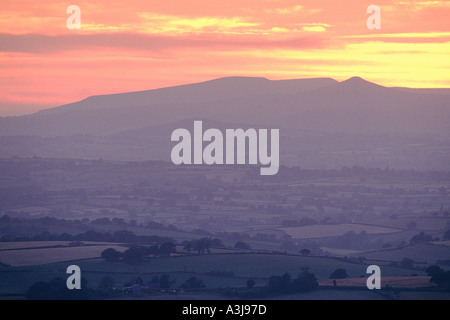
[0, 157, 449, 300]
[0, 76, 449, 300]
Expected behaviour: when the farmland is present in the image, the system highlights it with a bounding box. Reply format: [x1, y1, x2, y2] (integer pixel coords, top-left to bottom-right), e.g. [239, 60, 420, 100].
[0, 243, 127, 266]
[0, 249, 430, 295]
[0, 157, 449, 299]
[281, 223, 401, 239]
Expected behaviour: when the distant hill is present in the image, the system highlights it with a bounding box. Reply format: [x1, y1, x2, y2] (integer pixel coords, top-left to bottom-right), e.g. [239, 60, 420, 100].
[0, 76, 449, 169]
[1, 76, 448, 136]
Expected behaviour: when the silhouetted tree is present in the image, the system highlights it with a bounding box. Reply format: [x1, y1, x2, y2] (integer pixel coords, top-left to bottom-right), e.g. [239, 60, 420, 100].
[444, 229, 450, 240]
[329, 268, 348, 279]
[300, 249, 311, 256]
[426, 265, 450, 290]
[26, 277, 90, 300]
[291, 270, 319, 292]
[234, 241, 252, 250]
[267, 273, 291, 294]
[122, 246, 146, 264]
[410, 232, 433, 245]
[181, 277, 206, 290]
[182, 240, 192, 252]
[101, 248, 122, 262]
[159, 274, 176, 289]
[246, 279, 256, 289]
[159, 242, 176, 256]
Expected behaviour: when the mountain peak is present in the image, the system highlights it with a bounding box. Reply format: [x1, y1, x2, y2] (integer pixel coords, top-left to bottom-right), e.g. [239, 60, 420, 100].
[340, 76, 383, 88]
[342, 76, 368, 83]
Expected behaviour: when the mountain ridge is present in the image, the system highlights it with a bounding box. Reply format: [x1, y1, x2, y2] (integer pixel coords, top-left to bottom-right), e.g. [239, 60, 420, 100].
[0, 76, 448, 137]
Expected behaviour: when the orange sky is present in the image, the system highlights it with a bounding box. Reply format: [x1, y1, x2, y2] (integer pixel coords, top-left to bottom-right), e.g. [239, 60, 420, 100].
[1, 0, 449, 115]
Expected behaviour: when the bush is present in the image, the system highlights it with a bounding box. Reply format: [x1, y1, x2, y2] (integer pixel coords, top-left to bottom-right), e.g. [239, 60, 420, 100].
[266, 270, 318, 295]
[246, 279, 256, 289]
[291, 270, 318, 292]
[26, 277, 91, 300]
[329, 268, 348, 279]
[101, 248, 122, 262]
[122, 246, 147, 264]
[426, 265, 450, 290]
[181, 277, 206, 290]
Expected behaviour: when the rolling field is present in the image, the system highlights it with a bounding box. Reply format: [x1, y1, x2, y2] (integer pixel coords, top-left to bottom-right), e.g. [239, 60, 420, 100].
[368, 217, 450, 231]
[0, 241, 118, 251]
[356, 243, 450, 264]
[59, 253, 425, 280]
[320, 276, 434, 288]
[0, 252, 426, 294]
[281, 223, 401, 239]
[0, 244, 127, 266]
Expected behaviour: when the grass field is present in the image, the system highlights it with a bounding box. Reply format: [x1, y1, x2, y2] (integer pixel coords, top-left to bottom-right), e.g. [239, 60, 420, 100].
[0, 244, 127, 266]
[281, 224, 401, 239]
[0, 250, 435, 298]
[66, 253, 424, 280]
[320, 247, 363, 256]
[0, 241, 119, 251]
[367, 217, 449, 231]
[0, 252, 426, 292]
[320, 276, 434, 288]
[356, 243, 450, 264]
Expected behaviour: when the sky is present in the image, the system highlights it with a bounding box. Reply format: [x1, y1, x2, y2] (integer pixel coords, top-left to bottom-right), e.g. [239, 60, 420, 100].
[0, 0, 449, 116]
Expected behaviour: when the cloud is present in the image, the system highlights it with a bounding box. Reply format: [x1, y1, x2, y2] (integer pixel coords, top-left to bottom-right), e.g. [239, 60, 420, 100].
[302, 26, 326, 32]
[136, 13, 261, 35]
[398, 0, 450, 9]
[266, 5, 303, 15]
[341, 32, 450, 43]
[0, 32, 326, 54]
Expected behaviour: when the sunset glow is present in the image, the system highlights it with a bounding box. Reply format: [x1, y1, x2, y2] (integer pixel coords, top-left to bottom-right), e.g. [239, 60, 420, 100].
[1, 0, 449, 115]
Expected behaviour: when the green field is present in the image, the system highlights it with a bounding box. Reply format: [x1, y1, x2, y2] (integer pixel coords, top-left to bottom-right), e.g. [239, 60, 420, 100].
[0, 244, 127, 266]
[0, 252, 426, 295]
[281, 223, 402, 239]
[355, 243, 450, 264]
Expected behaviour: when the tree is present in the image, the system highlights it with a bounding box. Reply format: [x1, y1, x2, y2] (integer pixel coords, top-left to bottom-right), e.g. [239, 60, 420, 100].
[182, 240, 192, 252]
[329, 268, 348, 279]
[101, 248, 122, 262]
[26, 281, 51, 300]
[426, 265, 450, 289]
[122, 246, 146, 264]
[210, 238, 224, 247]
[191, 238, 212, 255]
[299, 249, 311, 256]
[159, 274, 176, 289]
[266, 270, 318, 294]
[234, 241, 252, 250]
[291, 270, 319, 292]
[246, 279, 256, 289]
[26, 277, 90, 300]
[444, 229, 450, 241]
[267, 273, 291, 294]
[112, 230, 136, 243]
[0, 215, 11, 223]
[181, 277, 206, 290]
[159, 242, 176, 256]
[410, 232, 433, 245]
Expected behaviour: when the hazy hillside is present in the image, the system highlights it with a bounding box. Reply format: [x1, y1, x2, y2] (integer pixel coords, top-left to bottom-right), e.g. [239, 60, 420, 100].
[0, 77, 337, 136]
[0, 76, 448, 136]
[0, 76, 449, 169]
